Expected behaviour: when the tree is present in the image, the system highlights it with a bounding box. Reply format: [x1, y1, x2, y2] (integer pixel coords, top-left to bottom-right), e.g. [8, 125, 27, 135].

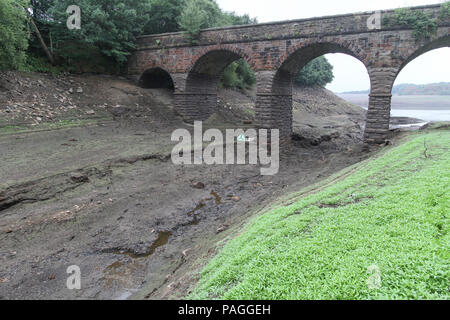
[0, 0, 30, 71]
[220, 59, 255, 90]
[177, 0, 208, 43]
[47, 0, 152, 66]
[295, 56, 334, 87]
[143, 0, 185, 35]
[217, 11, 257, 27]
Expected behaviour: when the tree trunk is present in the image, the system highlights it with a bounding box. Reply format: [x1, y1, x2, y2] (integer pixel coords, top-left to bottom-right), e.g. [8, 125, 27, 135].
[28, 16, 55, 65]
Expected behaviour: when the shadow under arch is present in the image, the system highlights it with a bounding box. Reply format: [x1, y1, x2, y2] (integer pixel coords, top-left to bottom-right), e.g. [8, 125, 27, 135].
[178, 49, 255, 122]
[139, 67, 175, 90]
[262, 42, 370, 139]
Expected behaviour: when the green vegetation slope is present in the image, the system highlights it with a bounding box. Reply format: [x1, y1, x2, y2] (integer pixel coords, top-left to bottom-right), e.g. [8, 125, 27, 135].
[191, 127, 449, 300]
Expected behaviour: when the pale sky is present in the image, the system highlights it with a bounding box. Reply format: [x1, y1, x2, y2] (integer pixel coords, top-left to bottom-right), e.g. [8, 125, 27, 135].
[217, 0, 450, 92]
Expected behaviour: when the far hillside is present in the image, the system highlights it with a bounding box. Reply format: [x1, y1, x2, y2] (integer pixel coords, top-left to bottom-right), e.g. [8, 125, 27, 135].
[342, 82, 450, 96]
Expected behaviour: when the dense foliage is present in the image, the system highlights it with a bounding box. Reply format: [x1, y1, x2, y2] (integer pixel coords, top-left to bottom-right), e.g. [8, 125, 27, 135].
[0, 0, 30, 71]
[382, 2, 449, 42]
[440, 1, 450, 20]
[143, 0, 185, 35]
[386, 8, 437, 41]
[2, 0, 333, 88]
[176, 0, 259, 88]
[177, 0, 257, 43]
[220, 59, 256, 90]
[295, 56, 334, 87]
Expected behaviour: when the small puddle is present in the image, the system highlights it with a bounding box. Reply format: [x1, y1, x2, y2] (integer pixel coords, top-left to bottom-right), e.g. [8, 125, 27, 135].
[210, 191, 222, 205]
[107, 231, 172, 259]
[103, 231, 172, 288]
[187, 201, 205, 217]
[184, 201, 205, 226]
[146, 231, 172, 257]
[184, 192, 222, 226]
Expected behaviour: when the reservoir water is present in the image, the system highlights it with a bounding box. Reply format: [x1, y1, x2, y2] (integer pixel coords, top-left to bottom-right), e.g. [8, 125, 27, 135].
[337, 94, 450, 122]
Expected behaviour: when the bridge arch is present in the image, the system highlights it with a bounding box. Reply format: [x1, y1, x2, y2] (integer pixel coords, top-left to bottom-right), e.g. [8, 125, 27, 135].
[364, 35, 450, 143]
[139, 67, 175, 90]
[276, 41, 367, 74]
[257, 41, 370, 140]
[176, 48, 255, 122]
[399, 35, 450, 78]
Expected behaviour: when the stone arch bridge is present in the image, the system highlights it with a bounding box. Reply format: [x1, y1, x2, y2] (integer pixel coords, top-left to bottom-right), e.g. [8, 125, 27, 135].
[128, 4, 450, 143]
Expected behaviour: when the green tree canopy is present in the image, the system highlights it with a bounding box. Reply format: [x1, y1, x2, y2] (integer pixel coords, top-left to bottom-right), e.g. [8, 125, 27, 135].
[143, 0, 185, 35]
[9, 0, 334, 88]
[0, 0, 30, 71]
[295, 56, 334, 87]
[48, 0, 151, 65]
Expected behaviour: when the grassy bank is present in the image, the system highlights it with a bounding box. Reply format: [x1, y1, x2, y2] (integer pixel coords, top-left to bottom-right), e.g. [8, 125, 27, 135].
[0, 118, 112, 136]
[191, 128, 449, 300]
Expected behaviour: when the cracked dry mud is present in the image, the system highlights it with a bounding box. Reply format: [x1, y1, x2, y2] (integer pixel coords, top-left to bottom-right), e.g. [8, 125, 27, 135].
[0, 73, 378, 300]
[0, 119, 375, 300]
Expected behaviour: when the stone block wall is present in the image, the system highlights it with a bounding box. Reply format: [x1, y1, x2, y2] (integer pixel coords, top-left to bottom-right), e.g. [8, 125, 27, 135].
[128, 4, 450, 143]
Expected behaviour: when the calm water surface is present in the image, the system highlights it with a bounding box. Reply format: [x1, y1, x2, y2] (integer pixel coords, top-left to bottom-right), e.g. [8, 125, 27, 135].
[338, 94, 450, 122]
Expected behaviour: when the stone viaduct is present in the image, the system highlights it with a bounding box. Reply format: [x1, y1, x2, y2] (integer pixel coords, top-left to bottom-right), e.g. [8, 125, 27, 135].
[128, 4, 450, 143]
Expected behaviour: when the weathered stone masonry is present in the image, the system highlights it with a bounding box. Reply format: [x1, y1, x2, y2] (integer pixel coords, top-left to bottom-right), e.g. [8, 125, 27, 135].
[128, 4, 450, 143]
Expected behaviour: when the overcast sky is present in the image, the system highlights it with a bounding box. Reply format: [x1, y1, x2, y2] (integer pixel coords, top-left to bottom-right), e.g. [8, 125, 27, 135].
[217, 0, 449, 92]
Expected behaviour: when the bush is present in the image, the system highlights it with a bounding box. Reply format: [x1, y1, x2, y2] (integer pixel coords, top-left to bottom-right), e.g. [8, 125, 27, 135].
[295, 56, 334, 87]
[0, 0, 30, 71]
[19, 55, 64, 74]
[439, 1, 450, 20]
[220, 59, 256, 90]
[177, 0, 207, 44]
[144, 0, 186, 35]
[384, 8, 437, 41]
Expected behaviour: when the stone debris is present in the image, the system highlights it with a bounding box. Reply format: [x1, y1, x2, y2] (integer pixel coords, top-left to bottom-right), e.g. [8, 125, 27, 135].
[192, 182, 206, 189]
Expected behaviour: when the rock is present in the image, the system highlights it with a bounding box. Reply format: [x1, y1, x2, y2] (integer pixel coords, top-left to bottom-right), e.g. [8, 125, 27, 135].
[110, 106, 131, 117]
[182, 248, 192, 257]
[76, 87, 83, 93]
[216, 224, 229, 234]
[68, 88, 74, 94]
[232, 196, 241, 202]
[192, 182, 205, 189]
[86, 110, 95, 115]
[70, 173, 90, 184]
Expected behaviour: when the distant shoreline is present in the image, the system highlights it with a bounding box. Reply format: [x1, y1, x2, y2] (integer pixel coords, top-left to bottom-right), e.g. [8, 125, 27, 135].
[341, 92, 450, 96]
[337, 94, 450, 111]
[340, 82, 450, 96]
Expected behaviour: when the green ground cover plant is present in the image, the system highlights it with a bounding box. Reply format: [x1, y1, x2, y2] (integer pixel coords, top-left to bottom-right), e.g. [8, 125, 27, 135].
[191, 129, 450, 300]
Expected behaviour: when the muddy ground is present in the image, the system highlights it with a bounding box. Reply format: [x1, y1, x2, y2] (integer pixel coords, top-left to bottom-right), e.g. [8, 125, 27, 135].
[0, 72, 414, 300]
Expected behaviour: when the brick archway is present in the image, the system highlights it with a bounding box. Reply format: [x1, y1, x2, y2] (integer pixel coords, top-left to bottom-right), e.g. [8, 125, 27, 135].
[139, 67, 175, 90]
[255, 41, 370, 140]
[128, 4, 450, 143]
[177, 49, 255, 123]
[364, 34, 450, 144]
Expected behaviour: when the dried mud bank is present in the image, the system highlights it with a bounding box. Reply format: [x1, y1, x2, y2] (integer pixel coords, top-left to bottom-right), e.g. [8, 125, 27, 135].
[0, 72, 394, 299]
